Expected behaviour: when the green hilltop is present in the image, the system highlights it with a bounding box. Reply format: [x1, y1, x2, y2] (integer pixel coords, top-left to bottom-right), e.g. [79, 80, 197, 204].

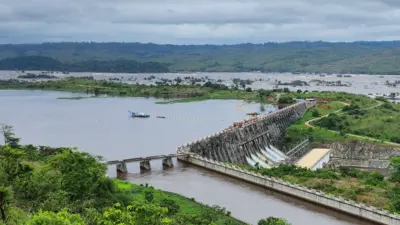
[1, 41, 400, 74]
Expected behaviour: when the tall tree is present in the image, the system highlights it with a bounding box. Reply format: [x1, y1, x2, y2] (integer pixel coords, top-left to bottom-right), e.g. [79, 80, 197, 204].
[0, 124, 20, 148]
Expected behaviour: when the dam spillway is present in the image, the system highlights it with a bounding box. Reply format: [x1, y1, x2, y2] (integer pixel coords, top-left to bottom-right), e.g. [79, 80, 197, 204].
[179, 102, 310, 164]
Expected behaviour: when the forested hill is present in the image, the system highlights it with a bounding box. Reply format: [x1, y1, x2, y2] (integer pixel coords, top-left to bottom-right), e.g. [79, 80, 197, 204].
[0, 56, 170, 73]
[1, 41, 400, 74]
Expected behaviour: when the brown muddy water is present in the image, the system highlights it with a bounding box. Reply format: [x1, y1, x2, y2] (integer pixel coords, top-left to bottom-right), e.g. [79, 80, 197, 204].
[0, 90, 375, 225]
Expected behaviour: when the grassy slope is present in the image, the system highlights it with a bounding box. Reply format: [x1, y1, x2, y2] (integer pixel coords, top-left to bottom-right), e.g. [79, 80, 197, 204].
[285, 101, 356, 146]
[114, 180, 245, 224]
[341, 103, 400, 141]
[237, 164, 399, 213]
[283, 173, 392, 210]
[284, 96, 400, 147]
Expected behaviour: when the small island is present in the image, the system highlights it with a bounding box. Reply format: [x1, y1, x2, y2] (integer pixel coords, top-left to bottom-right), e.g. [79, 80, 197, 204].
[17, 72, 58, 79]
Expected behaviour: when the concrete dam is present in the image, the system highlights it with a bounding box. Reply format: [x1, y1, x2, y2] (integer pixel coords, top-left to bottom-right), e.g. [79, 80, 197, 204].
[178, 102, 310, 166]
[110, 102, 310, 173]
[109, 101, 400, 224]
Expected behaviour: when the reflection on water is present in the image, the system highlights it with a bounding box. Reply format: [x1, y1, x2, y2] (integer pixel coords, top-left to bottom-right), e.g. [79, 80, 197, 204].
[1, 90, 375, 225]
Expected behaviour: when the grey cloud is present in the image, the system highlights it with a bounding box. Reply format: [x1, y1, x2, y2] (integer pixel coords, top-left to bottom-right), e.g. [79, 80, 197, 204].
[1, 0, 400, 44]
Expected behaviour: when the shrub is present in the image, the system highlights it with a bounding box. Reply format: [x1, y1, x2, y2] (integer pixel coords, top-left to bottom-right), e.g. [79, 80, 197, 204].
[160, 198, 180, 216]
[363, 171, 385, 186]
[312, 109, 321, 117]
[258, 217, 291, 225]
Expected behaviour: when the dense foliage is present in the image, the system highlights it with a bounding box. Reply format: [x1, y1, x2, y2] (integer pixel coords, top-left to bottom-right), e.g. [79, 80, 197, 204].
[0, 125, 291, 224]
[1, 42, 400, 74]
[0, 56, 169, 73]
[0, 125, 246, 224]
[257, 217, 291, 225]
[240, 163, 400, 214]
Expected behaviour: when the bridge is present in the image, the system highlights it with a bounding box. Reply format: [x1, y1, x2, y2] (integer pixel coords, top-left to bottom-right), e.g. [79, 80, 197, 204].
[107, 153, 189, 174]
[111, 102, 315, 175]
[105, 102, 400, 225]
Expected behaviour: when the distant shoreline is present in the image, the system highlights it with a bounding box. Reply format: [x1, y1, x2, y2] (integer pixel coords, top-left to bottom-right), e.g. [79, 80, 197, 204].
[1, 41, 400, 74]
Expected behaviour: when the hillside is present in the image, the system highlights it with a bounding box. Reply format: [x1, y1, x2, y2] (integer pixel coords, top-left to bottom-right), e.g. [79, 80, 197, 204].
[0, 56, 169, 73]
[1, 41, 400, 74]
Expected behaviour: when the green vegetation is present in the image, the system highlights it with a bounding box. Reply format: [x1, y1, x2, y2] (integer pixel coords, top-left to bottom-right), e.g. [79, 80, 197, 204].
[313, 101, 400, 143]
[0, 124, 290, 225]
[239, 163, 400, 214]
[282, 91, 400, 146]
[283, 94, 378, 145]
[0, 56, 169, 73]
[0, 125, 241, 224]
[0, 77, 275, 104]
[258, 217, 291, 225]
[1, 42, 400, 74]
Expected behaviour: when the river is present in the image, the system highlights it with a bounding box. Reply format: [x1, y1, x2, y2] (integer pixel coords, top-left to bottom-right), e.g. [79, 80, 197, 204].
[0, 90, 374, 225]
[1, 70, 399, 97]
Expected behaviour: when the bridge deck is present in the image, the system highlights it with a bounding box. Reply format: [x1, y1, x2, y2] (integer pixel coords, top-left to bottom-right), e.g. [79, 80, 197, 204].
[107, 153, 188, 165]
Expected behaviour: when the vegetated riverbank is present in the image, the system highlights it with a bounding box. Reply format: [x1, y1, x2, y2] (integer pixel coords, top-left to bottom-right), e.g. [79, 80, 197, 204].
[0, 76, 284, 106]
[2, 76, 399, 144]
[0, 75, 388, 105]
[0, 125, 288, 225]
[235, 160, 400, 215]
[283, 95, 400, 147]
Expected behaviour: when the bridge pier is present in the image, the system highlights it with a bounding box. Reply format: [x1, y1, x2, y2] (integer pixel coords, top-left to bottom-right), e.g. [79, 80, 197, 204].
[140, 160, 151, 172]
[116, 162, 128, 176]
[162, 156, 174, 168]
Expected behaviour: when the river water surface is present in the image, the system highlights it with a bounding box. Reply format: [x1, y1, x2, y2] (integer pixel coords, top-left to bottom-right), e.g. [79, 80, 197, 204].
[0, 90, 374, 225]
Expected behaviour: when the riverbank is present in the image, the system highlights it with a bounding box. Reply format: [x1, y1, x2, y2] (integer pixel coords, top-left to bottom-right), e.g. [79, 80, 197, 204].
[179, 154, 400, 225]
[0, 131, 249, 224]
[113, 180, 247, 224]
[0, 77, 271, 104]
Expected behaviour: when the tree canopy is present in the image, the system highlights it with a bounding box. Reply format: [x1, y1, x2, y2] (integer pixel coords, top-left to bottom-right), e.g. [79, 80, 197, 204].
[0, 56, 169, 73]
[1, 125, 282, 225]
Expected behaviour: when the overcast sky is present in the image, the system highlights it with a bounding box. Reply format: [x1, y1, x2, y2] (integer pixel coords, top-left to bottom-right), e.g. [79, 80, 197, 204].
[1, 0, 400, 44]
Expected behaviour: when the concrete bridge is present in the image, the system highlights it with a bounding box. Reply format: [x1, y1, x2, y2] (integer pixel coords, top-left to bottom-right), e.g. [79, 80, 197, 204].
[107, 153, 189, 174]
[106, 102, 400, 224]
[111, 102, 314, 174]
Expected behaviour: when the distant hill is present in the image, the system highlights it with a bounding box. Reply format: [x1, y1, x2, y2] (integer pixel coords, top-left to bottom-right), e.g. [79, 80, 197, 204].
[1, 41, 400, 74]
[0, 56, 170, 73]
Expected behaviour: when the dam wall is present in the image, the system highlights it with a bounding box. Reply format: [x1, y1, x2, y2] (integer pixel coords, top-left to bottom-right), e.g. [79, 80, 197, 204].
[178, 102, 310, 164]
[179, 154, 400, 225]
[325, 141, 400, 172]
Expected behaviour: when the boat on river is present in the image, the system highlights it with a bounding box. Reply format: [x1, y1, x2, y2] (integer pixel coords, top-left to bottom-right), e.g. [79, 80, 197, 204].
[129, 111, 150, 118]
